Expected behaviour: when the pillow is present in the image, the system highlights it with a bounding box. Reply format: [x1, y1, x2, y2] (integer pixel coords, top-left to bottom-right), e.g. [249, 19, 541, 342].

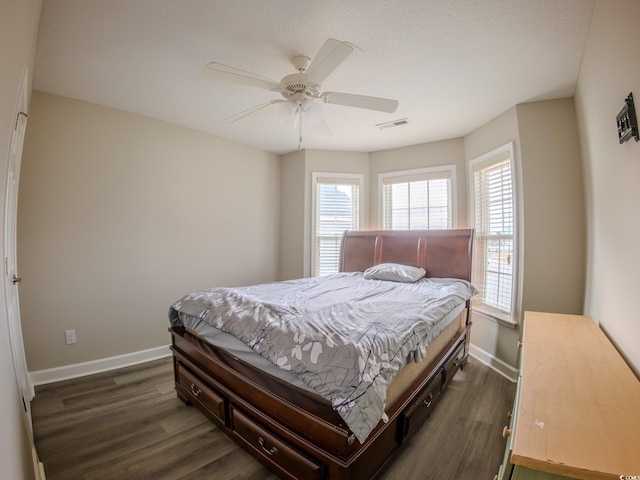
[363, 263, 426, 283]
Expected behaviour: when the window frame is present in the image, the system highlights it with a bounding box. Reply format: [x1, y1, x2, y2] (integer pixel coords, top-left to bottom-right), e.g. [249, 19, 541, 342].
[378, 165, 457, 230]
[311, 172, 364, 277]
[469, 142, 521, 327]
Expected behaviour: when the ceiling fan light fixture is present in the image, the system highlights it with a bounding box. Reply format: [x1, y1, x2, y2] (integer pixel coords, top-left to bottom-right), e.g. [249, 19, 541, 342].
[277, 101, 297, 128]
[303, 100, 323, 126]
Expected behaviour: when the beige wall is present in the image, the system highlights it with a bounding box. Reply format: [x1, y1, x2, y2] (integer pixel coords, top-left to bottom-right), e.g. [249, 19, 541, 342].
[304, 150, 370, 277]
[279, 150, 306, 280]
[279, 149, 370, 279]
[516, 99, 586, 316]
[1, 0, 42, 478]
[464, 107, 522, 368]
[19, 0, 637, 394]
[280, 143, 469, 278]
[280, 106, 586, 375]
[18, 94, 590, 379]
[574, 0, 640, 374]
[8, 1, 639, 473]
[464, 100, 586, 370]
[18, 92, 280, 371]
[369, 139, 467, 228]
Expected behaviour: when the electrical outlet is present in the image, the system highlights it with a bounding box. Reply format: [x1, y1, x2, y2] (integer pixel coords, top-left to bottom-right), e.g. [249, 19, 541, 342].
[65, 329, 76, 345]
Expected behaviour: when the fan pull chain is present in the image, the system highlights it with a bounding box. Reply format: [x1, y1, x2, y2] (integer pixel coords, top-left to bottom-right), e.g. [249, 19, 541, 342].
[297, 103, 303, 151]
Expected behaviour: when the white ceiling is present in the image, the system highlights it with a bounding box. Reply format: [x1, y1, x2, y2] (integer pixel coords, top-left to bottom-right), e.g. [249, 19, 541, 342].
[32, 0, 595, 155]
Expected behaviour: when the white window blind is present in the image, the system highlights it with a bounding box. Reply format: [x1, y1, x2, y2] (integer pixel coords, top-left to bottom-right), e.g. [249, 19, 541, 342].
[313, 175, 361, 276]
[472, 152, 515, 317]
[382, 169, 452, 230]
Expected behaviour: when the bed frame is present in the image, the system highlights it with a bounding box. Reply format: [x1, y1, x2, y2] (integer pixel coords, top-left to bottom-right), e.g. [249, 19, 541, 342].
[169, 229, 474, 480]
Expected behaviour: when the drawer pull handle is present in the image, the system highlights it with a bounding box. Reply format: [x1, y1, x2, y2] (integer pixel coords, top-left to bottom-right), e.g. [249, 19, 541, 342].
[258, 437, 278, 456]
[423, 392, 434, 408]
[452, 358, 460, 367]
[502, 426, 511, 438]
[190, 383, 201, 397]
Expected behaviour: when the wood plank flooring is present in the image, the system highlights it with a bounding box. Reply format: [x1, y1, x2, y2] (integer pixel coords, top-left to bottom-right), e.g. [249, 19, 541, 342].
[31, 356, 516, 480]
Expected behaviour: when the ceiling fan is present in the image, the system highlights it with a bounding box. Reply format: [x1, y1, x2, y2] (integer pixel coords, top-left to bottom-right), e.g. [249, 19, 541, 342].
[203, 38, 399, 149]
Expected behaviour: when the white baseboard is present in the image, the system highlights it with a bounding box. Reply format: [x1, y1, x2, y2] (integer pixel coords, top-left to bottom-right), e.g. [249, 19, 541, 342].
[32, 446, 45, 480]
[29, 342, 514, 387]
[29, 345, 171, 386]
[469, 343, 519, 383]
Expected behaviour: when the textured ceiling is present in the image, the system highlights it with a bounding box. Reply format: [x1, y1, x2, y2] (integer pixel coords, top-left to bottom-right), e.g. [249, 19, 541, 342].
[33, 0, 594, 154]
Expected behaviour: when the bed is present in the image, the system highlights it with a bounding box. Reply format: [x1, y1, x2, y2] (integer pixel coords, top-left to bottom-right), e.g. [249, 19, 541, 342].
[168, 228, 475, 480]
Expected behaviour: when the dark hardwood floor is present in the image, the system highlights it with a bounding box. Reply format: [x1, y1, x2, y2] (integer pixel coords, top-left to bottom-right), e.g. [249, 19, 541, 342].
[31, 355, 516, 480]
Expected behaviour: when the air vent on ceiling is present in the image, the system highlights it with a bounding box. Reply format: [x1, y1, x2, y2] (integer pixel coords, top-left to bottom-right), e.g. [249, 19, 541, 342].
[376, 118, 410, 129]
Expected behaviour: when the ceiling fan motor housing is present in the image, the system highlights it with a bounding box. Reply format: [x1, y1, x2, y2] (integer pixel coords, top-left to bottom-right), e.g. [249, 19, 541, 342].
[280, 73, 319, 101]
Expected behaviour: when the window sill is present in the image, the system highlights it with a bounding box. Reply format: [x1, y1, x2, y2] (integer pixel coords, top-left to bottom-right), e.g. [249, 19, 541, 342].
[471, 306, 518, 329]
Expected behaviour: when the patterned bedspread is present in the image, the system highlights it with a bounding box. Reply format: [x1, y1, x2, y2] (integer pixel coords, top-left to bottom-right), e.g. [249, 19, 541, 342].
[169, 272, 476, 443]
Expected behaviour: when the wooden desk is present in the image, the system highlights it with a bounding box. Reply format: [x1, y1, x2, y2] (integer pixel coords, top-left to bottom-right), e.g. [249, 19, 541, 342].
[496, 311, 640, 480]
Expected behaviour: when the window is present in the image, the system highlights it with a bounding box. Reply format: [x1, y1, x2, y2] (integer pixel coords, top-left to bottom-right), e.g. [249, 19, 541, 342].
[312, 173, 362, 276]
[380, 166, 455, 230]
[470, 143, 518, 323]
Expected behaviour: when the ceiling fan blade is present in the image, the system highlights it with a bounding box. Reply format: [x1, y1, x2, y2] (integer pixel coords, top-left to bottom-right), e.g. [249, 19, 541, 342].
[305, 38, 354, 85]
[321, 92, 399, 113]
[226, 100, 285, 126]
[203, 62, 281, 91]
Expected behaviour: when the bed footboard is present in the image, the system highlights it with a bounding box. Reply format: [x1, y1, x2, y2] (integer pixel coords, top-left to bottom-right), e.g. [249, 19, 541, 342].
[170, 321, 470, 480]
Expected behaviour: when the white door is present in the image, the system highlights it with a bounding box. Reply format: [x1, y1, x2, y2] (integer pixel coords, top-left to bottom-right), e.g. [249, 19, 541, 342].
[4, 68, 44, 480]
[4, 69, 34, 419]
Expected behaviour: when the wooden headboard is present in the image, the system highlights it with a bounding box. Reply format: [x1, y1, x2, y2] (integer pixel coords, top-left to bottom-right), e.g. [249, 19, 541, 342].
[339, 229, 474, 281]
